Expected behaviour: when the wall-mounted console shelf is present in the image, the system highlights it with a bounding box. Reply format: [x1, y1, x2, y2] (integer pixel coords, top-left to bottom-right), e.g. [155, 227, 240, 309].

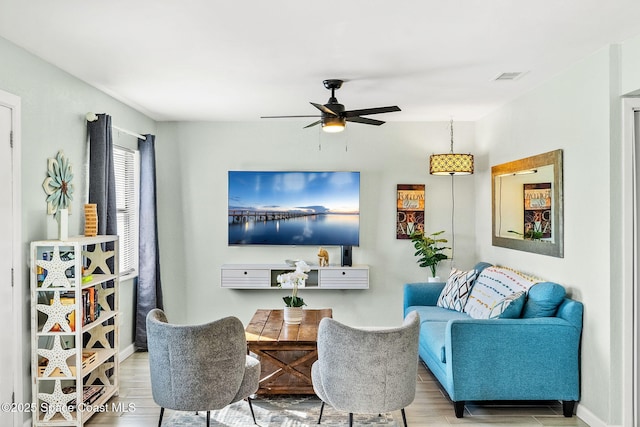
[221, 264, 369, 289]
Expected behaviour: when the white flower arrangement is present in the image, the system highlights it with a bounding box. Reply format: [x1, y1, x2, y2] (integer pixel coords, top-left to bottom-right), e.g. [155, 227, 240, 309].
[277, 260, 310, 307]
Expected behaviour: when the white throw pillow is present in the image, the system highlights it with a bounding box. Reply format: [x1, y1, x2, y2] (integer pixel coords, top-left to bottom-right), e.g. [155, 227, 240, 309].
[437, 268, 478, 312]
[464, 266, 537, 319]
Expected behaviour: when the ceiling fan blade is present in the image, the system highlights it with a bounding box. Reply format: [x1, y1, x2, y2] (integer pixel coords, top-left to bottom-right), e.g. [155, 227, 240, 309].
[346, 116, 386, 126]
[310, 102, 339, 116]
[303, 120, 322, 129]
[261, 115, 320, 118]
[344, 106, 401, 117]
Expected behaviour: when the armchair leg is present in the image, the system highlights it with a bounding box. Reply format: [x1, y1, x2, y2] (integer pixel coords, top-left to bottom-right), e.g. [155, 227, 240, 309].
[317, 401, 325, 424]
[247, 397, 257, 424]
[401, 408, 408, 427]
[454, 401, 465, 418]
[206, 411, 210, 427]
[158, 407, 164, 427]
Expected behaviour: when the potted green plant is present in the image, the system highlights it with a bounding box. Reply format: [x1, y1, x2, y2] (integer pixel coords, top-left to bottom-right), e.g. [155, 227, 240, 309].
[277, 260, 310, 324]
[410, 230, 450, 281]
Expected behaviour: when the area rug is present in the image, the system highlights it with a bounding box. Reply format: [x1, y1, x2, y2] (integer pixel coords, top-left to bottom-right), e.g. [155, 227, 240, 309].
[167, 394, 398, 426]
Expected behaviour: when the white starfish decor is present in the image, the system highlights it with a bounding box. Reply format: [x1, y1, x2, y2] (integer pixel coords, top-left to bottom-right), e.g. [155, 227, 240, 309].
[38, 379, 76, 421]
[37, 335, 76, 377]
[82, 243, 114, 275]
[37, 291, 76, 333]
[86, 361, 114, 386]
[85, 323, 114, 349]
[96, 284, 115, 312]
[36, 246, 75, 288]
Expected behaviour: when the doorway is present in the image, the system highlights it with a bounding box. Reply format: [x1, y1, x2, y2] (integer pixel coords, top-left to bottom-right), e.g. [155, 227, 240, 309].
[0, 90, 21, 427]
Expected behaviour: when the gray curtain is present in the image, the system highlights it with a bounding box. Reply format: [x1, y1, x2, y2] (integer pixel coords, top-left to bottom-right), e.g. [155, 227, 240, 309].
[88, 114, 117, 239]
[135, 134, 164, 350]
[87, 113, 117, 348]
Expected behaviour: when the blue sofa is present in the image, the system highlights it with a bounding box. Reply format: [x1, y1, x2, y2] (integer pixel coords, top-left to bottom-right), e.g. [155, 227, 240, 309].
[403, 262, 583, 418]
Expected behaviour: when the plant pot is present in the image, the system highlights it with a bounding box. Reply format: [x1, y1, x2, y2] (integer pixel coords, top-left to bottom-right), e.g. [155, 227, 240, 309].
[284, 307, 303, 325]
[428, 276, 441, 283]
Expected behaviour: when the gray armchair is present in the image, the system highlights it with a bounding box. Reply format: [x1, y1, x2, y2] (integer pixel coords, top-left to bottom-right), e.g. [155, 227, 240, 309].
[146, 309, 260, 427]
[311, 311, 420, 427]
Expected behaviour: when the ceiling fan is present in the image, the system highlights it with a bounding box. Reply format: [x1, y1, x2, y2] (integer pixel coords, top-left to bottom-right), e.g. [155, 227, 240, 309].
[261, 79, 401, 133]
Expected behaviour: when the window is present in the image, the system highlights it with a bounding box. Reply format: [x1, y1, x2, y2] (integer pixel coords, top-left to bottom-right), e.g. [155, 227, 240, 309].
[114, 146, 140, 279]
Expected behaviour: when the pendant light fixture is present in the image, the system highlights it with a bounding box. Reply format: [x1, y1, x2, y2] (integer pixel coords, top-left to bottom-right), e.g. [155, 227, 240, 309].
[429, 119, 474, 175]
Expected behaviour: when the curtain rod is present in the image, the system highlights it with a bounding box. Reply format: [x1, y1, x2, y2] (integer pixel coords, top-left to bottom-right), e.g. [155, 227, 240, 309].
[85, 112, 147, 141]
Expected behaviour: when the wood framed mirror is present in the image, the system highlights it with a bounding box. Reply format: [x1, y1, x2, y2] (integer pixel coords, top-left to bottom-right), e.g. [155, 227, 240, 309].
[491, 149, 563, 257]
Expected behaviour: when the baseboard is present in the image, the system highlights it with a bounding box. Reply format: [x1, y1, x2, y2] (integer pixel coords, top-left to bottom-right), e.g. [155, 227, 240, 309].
[119, 343, 135, 362]
[576, 403, 609, 427]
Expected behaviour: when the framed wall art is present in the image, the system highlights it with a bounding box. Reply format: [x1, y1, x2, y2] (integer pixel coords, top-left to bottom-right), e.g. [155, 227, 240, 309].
[396, 184, 425, 239]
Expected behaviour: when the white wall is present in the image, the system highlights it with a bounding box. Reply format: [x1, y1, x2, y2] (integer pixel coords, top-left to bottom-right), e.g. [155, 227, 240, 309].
[476, 46, 621, 425]
[0, 35, 156, 419]
[154, 121, 477, 327]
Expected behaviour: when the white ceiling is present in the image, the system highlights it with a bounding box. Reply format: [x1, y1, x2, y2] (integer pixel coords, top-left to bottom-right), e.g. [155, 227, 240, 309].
[1, 1, 639, 123]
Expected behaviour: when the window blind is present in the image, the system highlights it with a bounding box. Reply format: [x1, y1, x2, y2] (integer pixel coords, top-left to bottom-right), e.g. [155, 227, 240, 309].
[114, 146, 140, 278]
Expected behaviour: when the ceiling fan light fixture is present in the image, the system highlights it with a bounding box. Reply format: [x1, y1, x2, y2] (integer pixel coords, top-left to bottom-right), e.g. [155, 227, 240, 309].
[322, 116, 346, 133]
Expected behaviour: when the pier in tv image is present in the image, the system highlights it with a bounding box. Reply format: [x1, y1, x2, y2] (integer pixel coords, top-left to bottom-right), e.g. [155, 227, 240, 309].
[228, 171, 360, 246]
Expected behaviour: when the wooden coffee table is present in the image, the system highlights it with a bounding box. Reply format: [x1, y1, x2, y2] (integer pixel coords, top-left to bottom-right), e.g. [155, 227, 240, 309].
[245, 308, 332, 395]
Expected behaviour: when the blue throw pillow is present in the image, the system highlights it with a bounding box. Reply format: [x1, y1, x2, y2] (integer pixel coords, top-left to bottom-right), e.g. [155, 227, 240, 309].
[521, 282, 566, 318]
[489, 291, 526, 319]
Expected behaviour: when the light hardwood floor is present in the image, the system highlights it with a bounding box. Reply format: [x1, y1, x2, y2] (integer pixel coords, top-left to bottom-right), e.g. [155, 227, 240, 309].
[85, 351, 590, 426]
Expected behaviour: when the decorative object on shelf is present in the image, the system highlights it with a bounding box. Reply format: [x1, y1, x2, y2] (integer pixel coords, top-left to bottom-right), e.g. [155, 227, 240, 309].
[86, 361, 115, 386]
[38, 379, 76, 422]
[278, 261, 310, 324]
[37, 335, 76, 378]
[85, 323, 115, 349]
[35, 246, 75, 288]
[42, 150, 74, 219]
[37, 290, 76, 333]
[317, 247, 329, 267]
[57, 208, 69, 240]
[396, 184, 425, 239]
[409, 230, 450, 280]
[84, 203, 98, 237]
[82, 242, 114, 275]
[429, 119, 474, 175]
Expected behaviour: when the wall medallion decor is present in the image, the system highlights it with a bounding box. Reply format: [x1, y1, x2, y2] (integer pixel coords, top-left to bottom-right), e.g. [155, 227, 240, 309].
[396, 184, 425, 239]
[42, 150, 74, 219]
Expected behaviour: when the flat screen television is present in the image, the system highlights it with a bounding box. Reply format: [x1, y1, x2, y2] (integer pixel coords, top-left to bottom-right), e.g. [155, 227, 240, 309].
[228, 171, 360, 246]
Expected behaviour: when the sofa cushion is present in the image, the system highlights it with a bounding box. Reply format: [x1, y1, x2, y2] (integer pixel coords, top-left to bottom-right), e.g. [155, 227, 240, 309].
[407, 306, 470, 323]
[419, 321, 448, 363]
[521, 282, 566, 318]
[437, 268, 478, 312]
[488, 291, 526, 319]
[465, 266, 537, 319]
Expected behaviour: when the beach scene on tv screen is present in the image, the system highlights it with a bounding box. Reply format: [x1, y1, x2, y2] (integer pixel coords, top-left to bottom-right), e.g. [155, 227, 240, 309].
[228, 171, 360, 246]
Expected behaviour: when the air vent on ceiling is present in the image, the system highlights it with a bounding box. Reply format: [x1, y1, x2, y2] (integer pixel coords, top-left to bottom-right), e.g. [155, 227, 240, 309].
[494, 72, 526, 81]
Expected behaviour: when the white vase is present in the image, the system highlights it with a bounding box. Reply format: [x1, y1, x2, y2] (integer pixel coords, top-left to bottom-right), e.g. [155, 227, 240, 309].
[428, 276, 441, 282]
[57, 208, 69, 240]
[284, 307, 303, 325]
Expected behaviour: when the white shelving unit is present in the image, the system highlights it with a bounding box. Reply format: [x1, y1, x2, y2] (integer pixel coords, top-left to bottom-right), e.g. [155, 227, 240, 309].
[30, 235, 119, 426]
[221, 264, 369, 289]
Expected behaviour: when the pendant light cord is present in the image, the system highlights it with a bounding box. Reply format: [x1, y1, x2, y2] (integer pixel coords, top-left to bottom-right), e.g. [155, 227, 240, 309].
[450, 173, 456, 268]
